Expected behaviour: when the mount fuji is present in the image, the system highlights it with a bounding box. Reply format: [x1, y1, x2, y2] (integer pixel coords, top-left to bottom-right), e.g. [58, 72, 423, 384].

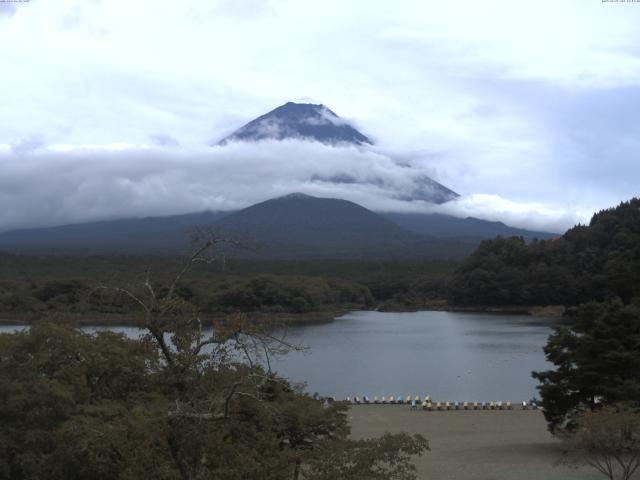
[216, 101, 459, 204]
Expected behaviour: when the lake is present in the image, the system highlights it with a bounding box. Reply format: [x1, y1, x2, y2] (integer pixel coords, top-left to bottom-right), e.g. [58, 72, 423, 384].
[0, 310, 556, 402]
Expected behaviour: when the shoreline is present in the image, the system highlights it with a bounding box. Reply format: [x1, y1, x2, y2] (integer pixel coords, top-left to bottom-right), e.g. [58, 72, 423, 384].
[0, 304, 565, 327]
[0, 309, 348, 327]
[379, 303, 565, 317]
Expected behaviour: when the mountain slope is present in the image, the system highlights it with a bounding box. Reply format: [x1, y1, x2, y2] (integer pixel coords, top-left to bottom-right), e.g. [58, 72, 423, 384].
[0, 211, 228, 254]
[0, 195, 474, 258]
[382, 212, 557, 240]
[0, 195, 556, 257]
[214, 193, 418, 256]
[218, 102, 372, 146]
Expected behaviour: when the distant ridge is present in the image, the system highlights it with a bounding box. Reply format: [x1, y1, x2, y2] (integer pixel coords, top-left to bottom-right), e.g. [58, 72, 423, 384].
[217, 102, 373, 146]
[0, 194, 557, 257]
[381, 212, 557, 240]
[0, 211, 228, 254]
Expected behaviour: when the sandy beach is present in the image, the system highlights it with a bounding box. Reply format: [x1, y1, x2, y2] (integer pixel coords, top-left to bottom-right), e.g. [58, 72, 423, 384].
[349, 406, 601, 480]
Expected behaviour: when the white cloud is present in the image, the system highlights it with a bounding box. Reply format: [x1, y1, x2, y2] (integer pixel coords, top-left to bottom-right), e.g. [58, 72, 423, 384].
[0, 142, 591, 234]
[150, 134, 181, 148]
[0, 0, 638, 233]
[434, 194, 590, 234]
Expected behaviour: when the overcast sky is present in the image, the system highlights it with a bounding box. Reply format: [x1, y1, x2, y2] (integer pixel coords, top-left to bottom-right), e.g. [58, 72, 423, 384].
[1, 0, 639, 233]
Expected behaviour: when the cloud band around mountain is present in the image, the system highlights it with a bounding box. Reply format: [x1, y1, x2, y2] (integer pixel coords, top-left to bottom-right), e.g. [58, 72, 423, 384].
[0, 141, 585, 233]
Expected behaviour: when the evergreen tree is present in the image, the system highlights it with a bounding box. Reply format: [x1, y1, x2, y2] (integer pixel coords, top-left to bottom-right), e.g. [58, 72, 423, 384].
[532, 299, 640, 432]
[450, 198, 640, 307]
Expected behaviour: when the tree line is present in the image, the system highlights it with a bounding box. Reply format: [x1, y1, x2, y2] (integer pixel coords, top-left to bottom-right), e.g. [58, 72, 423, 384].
[0, 256, 454, 318]
[450, 198, 640, 306]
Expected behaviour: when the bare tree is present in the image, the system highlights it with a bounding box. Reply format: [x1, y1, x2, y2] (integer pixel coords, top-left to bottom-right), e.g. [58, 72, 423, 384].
[93, 232, 426, 480]
[561, 406, 640, 480]
[102, 233, 305, 480]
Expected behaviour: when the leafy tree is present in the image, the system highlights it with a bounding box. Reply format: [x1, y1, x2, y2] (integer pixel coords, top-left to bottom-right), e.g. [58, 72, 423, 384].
[0, 320, 159, 480]
[304, 433, 428, 480]
[0, 238, 428, 480]
[34, 280, 87, 304]
[560, 406, 640, 480]
[450, 198, 640, 307]
[532, 299, 640, 432]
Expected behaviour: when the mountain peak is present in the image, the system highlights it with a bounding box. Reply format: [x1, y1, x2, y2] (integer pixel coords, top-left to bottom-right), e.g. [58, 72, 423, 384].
[217, 102, 373, 146]
[276, 101, 327, 112]
[278, 192, 317, 200]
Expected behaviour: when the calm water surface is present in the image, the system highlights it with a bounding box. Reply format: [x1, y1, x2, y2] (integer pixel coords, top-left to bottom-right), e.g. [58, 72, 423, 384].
[270, 311, 555, 402]
[0, 310, 556, 402]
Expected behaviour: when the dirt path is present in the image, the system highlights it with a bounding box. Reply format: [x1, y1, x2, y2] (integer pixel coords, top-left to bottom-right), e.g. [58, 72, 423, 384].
[349, 406, 601, 480]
